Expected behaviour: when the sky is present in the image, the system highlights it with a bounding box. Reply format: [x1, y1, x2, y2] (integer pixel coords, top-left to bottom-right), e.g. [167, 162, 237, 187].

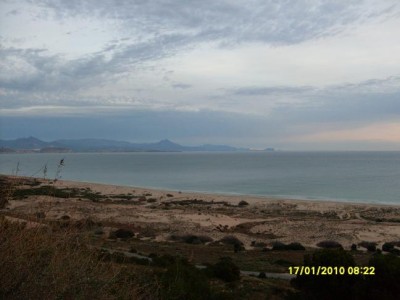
[1, 0, 400, 150]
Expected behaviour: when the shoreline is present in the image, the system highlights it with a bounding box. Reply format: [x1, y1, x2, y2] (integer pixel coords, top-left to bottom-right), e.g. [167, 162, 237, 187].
[3, 174, 399, 208]
[58, 179, 400, 208]
[2, 175, 400, 249]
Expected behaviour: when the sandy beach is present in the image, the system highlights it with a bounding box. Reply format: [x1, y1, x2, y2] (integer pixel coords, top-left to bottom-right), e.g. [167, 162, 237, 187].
[3, 176, 400, 250]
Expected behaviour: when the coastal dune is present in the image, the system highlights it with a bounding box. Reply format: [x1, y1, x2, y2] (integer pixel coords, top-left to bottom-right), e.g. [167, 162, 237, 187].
[4, 176, 400, 250]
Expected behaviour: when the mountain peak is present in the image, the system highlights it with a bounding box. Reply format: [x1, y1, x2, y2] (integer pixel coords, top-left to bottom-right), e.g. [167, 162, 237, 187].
[0, 137, 253, 152]
[22, 136, 42, 142]
[158, 139, 176, 145]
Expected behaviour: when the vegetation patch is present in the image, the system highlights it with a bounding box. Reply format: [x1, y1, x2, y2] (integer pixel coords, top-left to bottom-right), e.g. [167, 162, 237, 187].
[316, 240, 343, 249]
[238, 200, 249, 207]
[358, 241, 377, 252]
[0, 218, 155, 299]
[272, 242, 306, 251]
[208, 257, 241, 282]
[109, 228, 135, 239]
[169, 234, 213, 244]
[168, 199, 229, 206]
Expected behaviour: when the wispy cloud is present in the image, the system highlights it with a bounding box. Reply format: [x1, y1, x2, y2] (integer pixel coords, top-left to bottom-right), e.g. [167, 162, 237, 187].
[1, 0, 400, 149]
[172, 83, 192, 89]
[232, 86, 314, 96]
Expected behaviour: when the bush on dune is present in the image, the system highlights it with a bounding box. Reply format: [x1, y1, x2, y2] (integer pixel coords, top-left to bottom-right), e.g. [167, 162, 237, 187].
[272, 241, 305, 251]
[169, 234, 213, 244]
[316, 240, 343, 249]
[209, 257, 241, 283]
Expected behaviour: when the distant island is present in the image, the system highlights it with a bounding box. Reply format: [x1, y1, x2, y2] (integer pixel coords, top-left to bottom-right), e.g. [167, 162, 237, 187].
[0, 137, 275, 153]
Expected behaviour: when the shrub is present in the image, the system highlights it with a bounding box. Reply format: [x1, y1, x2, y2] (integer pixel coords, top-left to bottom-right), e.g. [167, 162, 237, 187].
[251, 241, 267, 248]
[138, 196, 146, 202]
[271, 242, 305, 251]
[210, 257, 241, 282]
[111, 228, 134, 239]
[351, 243, 357, 251]
[358, 241, 376, 252]
[272, 241, 286, 251]
[169, 234, 213, 244]
[160, 259, 212, 300]
[390, 248, 400, 256]
[286, 242, 306, 251]
[238, 200, 249, 207]
[258, 272, 266, 279]
[220, 235, 244, 253]
[382, 242, 395, 252]
[316, 240, 343, 249]
[220, 235, 243, 246]
[234, 243, 245, 253]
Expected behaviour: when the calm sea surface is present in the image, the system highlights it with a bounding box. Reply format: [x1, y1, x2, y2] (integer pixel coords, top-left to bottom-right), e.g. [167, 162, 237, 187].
[1, 152, 399, 205]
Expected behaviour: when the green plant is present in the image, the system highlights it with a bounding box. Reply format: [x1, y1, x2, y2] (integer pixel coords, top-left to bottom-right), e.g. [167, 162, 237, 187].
[238, 200, 249, 207]
[272, 242, 305, 251]
[358, 241, 377, 252]
[210, 257, 241, 282]
[316, 240, 343, 249]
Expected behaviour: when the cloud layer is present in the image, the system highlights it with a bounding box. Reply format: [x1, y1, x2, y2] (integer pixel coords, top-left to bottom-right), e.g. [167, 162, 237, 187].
[1, 0, 400, 149]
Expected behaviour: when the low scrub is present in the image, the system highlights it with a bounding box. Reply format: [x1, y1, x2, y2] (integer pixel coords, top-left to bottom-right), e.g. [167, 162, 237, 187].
[208, 257, 241, 282]
[109, 228, 135, 239]
[169, 234, 213, 244]
[316, 240, 343, 249]
[272, 241, 305, 251]
[0, 218, 155, 299]
[358, 241, 377, 252]
[238, 200, 249, 207]
[220, 235, 245, 252]
[160, 258, 212, 300]
[219, 235, 243, 246]
[382, 242, 395, 252]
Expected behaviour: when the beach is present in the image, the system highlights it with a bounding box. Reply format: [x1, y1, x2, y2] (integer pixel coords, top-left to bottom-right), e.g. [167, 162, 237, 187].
[3, 176, 400, 250]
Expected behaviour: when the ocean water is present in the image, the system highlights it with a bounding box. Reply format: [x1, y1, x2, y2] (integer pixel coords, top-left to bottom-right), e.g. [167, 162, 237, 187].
[1, 151, 399, 205]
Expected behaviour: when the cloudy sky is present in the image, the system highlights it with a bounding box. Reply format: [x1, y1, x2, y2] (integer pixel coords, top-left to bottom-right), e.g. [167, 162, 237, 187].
[1, 0, 400, 150]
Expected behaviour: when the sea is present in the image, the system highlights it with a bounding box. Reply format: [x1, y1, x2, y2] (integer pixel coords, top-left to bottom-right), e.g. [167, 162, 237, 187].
[1, 151, 399, 205]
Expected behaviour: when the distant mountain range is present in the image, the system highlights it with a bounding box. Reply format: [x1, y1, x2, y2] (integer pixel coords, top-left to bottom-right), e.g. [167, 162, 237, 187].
[0, 137, 274, 153]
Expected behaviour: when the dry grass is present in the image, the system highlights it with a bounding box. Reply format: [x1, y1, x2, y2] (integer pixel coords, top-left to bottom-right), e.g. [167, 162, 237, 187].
[0, 216, 158, 299]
